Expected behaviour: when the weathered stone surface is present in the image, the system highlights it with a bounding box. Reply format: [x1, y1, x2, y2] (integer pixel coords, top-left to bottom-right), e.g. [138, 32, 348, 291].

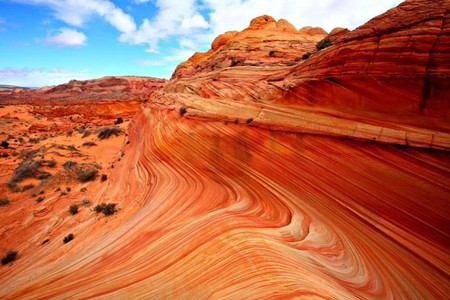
[171, 16, 326, 79]
[0, 76, 166, 104]
[0, 1, 449, 299]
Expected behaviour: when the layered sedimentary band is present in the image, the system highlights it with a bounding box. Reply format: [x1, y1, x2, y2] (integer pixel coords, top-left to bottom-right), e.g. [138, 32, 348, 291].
[2, 106, 448, 298]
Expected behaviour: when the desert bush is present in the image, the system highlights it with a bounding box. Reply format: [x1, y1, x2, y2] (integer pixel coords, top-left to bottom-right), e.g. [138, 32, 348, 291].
[230, 57, 239, 67]
[269, 50, 275, 57]
[69, 204, 79, 215]
[82, 141, 97, 147]
[62, 160, 77, 170]
[81, 131, 91, 138]
[0, 197, 10, 206]
[179, 107, 187, 116]
[63, 234, 74, 244]
[94, 203, 117, 216]
[246, 118, 254, 124]
[47, 159, 57, 168]
[1, 153, 8, 158]
[81, 198, 91, 206]
[114, 117, 123, 124]
[67, 145, 77, 152]
[9, 160, 42, 185]
[35, 196, 45, 203]
[302, 52, 311, 59]
[316, 37, 332, 50]
[1, 251, 17, 265]
[98, 126, 123, 140]
[36, 171, 52, 180]
[100, 174, 107, 182]
[80, 187, 87, 192]
[9, 183, 35, 193]
[77, 169, 98, 182]
[28, 137, 40, 143]
[1, 141, 9, 149]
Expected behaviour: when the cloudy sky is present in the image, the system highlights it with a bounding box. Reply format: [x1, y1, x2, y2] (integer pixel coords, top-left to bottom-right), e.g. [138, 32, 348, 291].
[0, 0, 403, 87]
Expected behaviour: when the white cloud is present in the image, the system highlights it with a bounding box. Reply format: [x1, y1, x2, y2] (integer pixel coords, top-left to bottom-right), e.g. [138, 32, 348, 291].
[104, 7, 136, 33]
[119, 0, 209, 52]
[204, 0, 404, 34]
[45, 28, 87, 47]
[12, 0, 135, 33]
[0, 67, 98, 87]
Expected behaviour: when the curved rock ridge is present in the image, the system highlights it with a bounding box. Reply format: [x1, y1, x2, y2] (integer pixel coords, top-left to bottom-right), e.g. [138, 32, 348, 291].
[1, 106, 448, 298]
[157, 0, 450, 150]
[285, 0, 450, 117]
[172, 15, 327, 79]
[0, 1, 449, 298]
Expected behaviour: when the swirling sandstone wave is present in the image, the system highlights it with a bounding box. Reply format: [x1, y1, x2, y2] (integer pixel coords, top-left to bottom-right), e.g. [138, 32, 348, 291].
[1, 105, 448, 298]
[0, 0, 449, 298]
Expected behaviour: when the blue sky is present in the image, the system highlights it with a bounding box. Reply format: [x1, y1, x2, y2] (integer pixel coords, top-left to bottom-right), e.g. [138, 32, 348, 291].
[0, 0, 403, 87]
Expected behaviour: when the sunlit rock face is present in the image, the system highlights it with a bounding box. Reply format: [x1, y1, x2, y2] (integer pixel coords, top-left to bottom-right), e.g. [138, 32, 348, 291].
[286, 0, 450, 117]
[1, 107, 448, 298]
[171, 16, 327, 79]
[1, 0, 449, 299]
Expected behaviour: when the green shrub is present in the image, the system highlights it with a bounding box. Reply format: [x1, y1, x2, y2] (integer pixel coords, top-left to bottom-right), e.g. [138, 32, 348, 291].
[62, 160, 77, 170]
[230, 58, 239, 67]
[36, 171, 52, 180]
[100, 174, 107, 182]
[69, 204, 79, 215]
[81, 131, 91, 138]
[179, 107, 187, 116]
[1, 141, 9, 149]
[81, 198, 91, 206]
[63, 234, 74, 244]
[1, 251, 17, 265]
[0, 197, 10, 206]
[77, 169, 98, 183]
[94, 203, 117, 216]
[98, 126, 123, 140]
[8, 160, 42, 186]
[246, 118, 254, 124]
[114, 117, 123, 125]
[302, 52, 311, 59]
[47, 159, 57, 168]
[316, 37, 332, 50]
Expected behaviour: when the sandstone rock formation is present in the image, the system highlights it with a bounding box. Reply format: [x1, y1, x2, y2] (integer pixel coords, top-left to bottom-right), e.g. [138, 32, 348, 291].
[0, 0, 449, 299]
[172, 16, 326, 79]
[156, 0, 450, 150]
[0, 76, 166, 104]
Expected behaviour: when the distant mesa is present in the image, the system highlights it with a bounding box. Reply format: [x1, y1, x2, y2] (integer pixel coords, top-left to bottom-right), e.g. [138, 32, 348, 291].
[0, 76, 166, 104]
